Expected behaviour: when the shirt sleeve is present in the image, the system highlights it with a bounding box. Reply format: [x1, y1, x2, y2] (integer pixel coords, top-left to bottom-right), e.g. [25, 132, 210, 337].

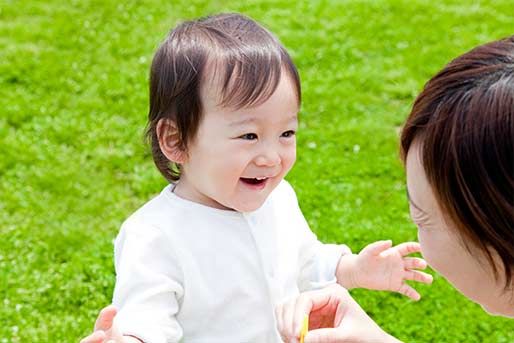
[112, 217, 184, 343]
[296, 219, 352, 291]
[280, 181, 352, 292]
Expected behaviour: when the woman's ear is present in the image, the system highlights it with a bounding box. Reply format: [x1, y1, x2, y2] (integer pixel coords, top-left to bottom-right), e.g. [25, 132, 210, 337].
[157, 118, 187, 164]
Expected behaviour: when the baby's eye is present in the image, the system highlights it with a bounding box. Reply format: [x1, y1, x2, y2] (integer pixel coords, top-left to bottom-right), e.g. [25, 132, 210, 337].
[281, 130, 296, 138]
[240, 133, 258, 140]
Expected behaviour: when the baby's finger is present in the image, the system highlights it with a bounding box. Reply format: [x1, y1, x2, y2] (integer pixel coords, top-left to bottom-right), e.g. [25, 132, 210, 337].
[80, 330, 106, 343]
[403, 257, 427, 270]
[405, 270, 433, 284]
[397, 282, 421, 301]
[94, 305, 118, 331]
[395, 242, 421, 256]
[361, 240, 393, 256]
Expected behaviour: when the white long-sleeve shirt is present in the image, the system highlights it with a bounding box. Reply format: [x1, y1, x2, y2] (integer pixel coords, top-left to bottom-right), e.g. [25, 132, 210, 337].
[112, 180, 350, 343]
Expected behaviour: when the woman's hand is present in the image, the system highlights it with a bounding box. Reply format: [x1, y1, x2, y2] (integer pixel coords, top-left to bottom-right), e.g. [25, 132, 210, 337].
[80, 305, 141, 343]
[275, 284, 402, 343]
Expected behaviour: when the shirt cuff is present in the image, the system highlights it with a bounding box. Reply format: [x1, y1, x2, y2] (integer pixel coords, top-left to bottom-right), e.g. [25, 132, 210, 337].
[116, 314, 183, 343]
[309, 243, 352, 290]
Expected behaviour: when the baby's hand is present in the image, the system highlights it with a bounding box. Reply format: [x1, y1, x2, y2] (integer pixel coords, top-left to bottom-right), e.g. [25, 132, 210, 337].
[80, 305, 138, 343]
[336, 241, 433, 300]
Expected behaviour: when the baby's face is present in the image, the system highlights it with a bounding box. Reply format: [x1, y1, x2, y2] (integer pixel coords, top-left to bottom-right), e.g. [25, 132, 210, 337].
[174, 74, 299, 212]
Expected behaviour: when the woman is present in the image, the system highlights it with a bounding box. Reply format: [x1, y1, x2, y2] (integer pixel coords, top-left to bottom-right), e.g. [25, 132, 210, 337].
[276, 36, 514, 342]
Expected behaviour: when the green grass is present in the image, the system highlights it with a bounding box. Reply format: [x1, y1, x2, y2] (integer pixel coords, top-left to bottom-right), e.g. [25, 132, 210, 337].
[1, 0, 513, 341]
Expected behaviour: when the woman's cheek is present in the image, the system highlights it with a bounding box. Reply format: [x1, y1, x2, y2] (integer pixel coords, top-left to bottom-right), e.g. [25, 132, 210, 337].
[417, 229, 440, 272]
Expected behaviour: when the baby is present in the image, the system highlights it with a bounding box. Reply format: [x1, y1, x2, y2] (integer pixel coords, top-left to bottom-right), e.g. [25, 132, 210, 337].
[81, 13, 431, 343]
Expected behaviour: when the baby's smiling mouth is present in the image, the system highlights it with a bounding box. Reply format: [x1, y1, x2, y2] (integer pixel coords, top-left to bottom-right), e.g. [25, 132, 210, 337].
[240, 177, 268, 185]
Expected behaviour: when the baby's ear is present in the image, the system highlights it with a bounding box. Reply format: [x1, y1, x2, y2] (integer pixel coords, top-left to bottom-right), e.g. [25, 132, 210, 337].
[157, 118, 187, 164]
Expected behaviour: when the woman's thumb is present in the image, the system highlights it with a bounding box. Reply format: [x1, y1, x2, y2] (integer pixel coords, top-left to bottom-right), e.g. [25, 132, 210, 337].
[94, 305, 118, 331]
[305, 327, 348, 343]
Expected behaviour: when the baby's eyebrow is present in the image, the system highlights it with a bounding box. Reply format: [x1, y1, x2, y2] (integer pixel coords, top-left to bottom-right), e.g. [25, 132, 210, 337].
[229, 117, 257, 127]
[406, 188, 427, 214]
[229, 114, 298, 127]
[287, 115, 298, 124]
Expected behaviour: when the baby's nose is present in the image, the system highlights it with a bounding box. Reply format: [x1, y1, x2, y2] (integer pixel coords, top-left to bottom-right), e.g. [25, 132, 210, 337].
[254, 149, 281, 167]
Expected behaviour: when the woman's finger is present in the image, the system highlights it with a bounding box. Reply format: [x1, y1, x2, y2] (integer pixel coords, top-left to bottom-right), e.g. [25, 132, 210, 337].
[304, 327, 348, 343]
[275, 304, 285, 341]
[80, 330, 106, 343]
[292, 294, 311, 339]
[94, 305, 118, 331]
[282, 299, 296, 341]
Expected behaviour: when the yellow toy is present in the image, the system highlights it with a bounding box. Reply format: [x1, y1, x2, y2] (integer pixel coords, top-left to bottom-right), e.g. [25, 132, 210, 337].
[300, 314, 309, 343]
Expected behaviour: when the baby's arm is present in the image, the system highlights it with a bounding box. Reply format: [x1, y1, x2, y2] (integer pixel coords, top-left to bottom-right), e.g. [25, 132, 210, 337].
[335, 240, 433, 300]
[107, 218, 184, 342]
[279, 181, 352, 291]
[80, 306, 142, 343]
[291, 211, 352, 291]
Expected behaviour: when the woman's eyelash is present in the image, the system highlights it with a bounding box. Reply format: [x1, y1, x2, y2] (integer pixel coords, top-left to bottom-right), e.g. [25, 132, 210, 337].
[410, 209, 430, 228]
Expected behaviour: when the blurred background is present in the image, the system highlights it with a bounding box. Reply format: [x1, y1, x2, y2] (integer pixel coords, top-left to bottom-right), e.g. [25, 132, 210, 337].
[1, 0, 513, 341]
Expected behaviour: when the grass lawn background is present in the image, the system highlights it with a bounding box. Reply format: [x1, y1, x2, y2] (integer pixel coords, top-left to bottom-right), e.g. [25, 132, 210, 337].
[1, 0, 513, 341]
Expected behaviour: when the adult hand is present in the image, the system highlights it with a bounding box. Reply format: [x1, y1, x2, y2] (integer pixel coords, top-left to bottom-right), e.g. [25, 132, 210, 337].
[80, 305, 141, 343]
[275, 284, 402, 343]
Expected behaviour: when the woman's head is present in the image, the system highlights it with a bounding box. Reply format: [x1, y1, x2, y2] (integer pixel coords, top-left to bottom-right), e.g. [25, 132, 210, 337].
[146, 13, 301, 182]
[401, 36, 514, 316]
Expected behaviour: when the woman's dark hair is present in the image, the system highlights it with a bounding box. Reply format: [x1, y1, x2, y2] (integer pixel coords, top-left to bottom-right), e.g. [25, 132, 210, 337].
[146, 13, 301, 181]
[401, 36, 514, 289]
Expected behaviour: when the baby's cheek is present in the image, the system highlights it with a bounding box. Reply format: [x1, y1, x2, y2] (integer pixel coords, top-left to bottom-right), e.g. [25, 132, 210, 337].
[283, 150, 296, 171]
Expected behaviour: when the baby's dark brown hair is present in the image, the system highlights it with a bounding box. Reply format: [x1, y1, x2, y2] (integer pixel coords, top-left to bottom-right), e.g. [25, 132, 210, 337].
[146, 13, 301, 181]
